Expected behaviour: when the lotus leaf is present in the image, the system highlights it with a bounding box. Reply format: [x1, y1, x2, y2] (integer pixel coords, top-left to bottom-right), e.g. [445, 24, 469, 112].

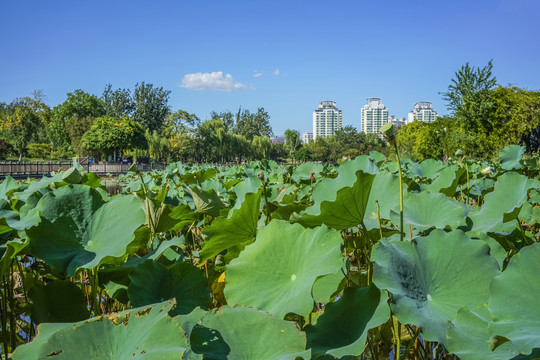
[293, 156, 378, 230]
[29, 280, 90, 324]
[500, 145, 525, 170]
[128, 260, 210, 315]
[469, 172, 538, 233]
[225, 220, 343, 318]
[188, 306, 309, 359]
[372, 230, 500, 342]
[186, 185, 227, 217]
[305, 284, 390, 358]
[407, 159, 445, 180]
[446, 305, 527, 360]
[27, 185, 146, 276]
[390, 191, 465, 231]
[12, 300, 187, 359]
[364, 170, 404, 230]
[489, 243, 540, 355]
[200, 190, 261, 262]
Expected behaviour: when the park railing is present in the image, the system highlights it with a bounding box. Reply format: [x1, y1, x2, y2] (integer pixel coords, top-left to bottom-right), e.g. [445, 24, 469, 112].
[0, 161, 167, 179]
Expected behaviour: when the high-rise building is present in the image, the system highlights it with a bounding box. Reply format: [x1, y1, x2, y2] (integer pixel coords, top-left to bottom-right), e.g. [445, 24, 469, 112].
[407, 101, 439, 124]
[313, 101, 343, 139]
[302, 132, 313, 144]
[361, 97, 389, 134]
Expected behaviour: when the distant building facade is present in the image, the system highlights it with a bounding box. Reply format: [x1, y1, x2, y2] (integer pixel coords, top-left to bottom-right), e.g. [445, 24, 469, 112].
[389, 115, 407, 130]
[361, 97, 390, 134]
[407, 101, 438, 124]
[270, 136, 285, 144]
[313, 101, 343, 139]
[302, 132, 313, 144]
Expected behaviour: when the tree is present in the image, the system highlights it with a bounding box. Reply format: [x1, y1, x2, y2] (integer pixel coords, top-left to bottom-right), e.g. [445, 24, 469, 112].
[251, 135, 273, 160]
[234, 108, 273, 141]
[0, 92, 50, 161]
[441, 60, 497, 116]
[284, 129, 302, 163]
[132, 82, 171, 132]
[102, 84, 134, 118]
[305, 137, 330, 161]
[81, 116, 147, 160]
[49, 90, 105, 155]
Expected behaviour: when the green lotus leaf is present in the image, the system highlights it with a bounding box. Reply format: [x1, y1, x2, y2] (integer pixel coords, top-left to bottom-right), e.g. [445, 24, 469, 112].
[0, 238, 28, 277]
[27, 185, 146, 276]
[469, 177, 495, 197]
[372, 230, 500, 342]
[12, 300, 187, 359]
[447, 305, 528, 360]
[369, 150, 387, 164]
[305, 284, 390, 358]
[29, 280, 90, 324]
[187, 185, 228, 217]
[426, 165, 465, 197]
[61, 167, 83, 184]
[500, 145, 525, 170]
[225, 220, 343, 318]
[0, 176, 19, 200]
[390, 191, 465, 231]
[200, 190, 261, 263]
[293, 156, 378, 230]
[128, 260, 210, 316]
[231, 176, 262, 210]
[292, 162, 324, 182]
[189, 306, 309, 359]
[489, 243, 540, 354]
[364, 170, 404, 230]
[311, 270, 346, 304]
[469, 172, 538, 233]
[407, 159, 445, 180]
[98, 236, 185, 304]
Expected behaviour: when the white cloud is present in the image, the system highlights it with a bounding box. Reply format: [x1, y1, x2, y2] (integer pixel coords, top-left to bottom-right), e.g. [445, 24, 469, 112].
[253, 71, 263, 78]
[273, 69, 280, 75]
[180, 72, 246, 92]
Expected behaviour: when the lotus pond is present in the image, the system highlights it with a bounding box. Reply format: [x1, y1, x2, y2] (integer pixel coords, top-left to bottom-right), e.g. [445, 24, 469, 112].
[1, 145, 540, 359]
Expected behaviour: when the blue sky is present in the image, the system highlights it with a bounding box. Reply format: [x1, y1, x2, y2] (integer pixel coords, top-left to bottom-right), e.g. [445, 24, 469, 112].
[1, 0, 539, 135]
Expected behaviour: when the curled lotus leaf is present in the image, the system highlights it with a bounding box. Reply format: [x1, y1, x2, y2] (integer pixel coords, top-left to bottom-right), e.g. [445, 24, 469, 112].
[27, 185, 146, 276]
[12, 300, 187, 359]
[372, 230, 500, 343]
[292, 155, 378, 230]
[224, 220, 343, 318]
[305, 284, 390, 358]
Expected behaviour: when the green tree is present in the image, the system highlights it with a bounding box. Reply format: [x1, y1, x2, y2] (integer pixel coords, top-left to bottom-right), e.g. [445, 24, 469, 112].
[49, 90, 105, 155]
[305, 137, 330, 161]
[284, 129, 302, 163]
[102, 84, 134, 118]
[251, 135, 273, 160]
[81, 116, 147, 160]
[234, 108, 273, 141]
[132, 82, 171, 132]
[0, 92, 50, 161]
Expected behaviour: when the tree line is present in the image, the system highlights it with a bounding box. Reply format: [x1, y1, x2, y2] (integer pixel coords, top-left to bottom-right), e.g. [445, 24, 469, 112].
[0, 83, 387, 164]
[397, 60, 540, 161]
[2, 61, 538, 164]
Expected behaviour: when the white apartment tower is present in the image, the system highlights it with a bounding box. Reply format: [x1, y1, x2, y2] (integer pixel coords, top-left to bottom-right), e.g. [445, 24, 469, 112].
[407, 101, 439, 124]
[361, 97, 390, 134]
[313, 101, 343, 139]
